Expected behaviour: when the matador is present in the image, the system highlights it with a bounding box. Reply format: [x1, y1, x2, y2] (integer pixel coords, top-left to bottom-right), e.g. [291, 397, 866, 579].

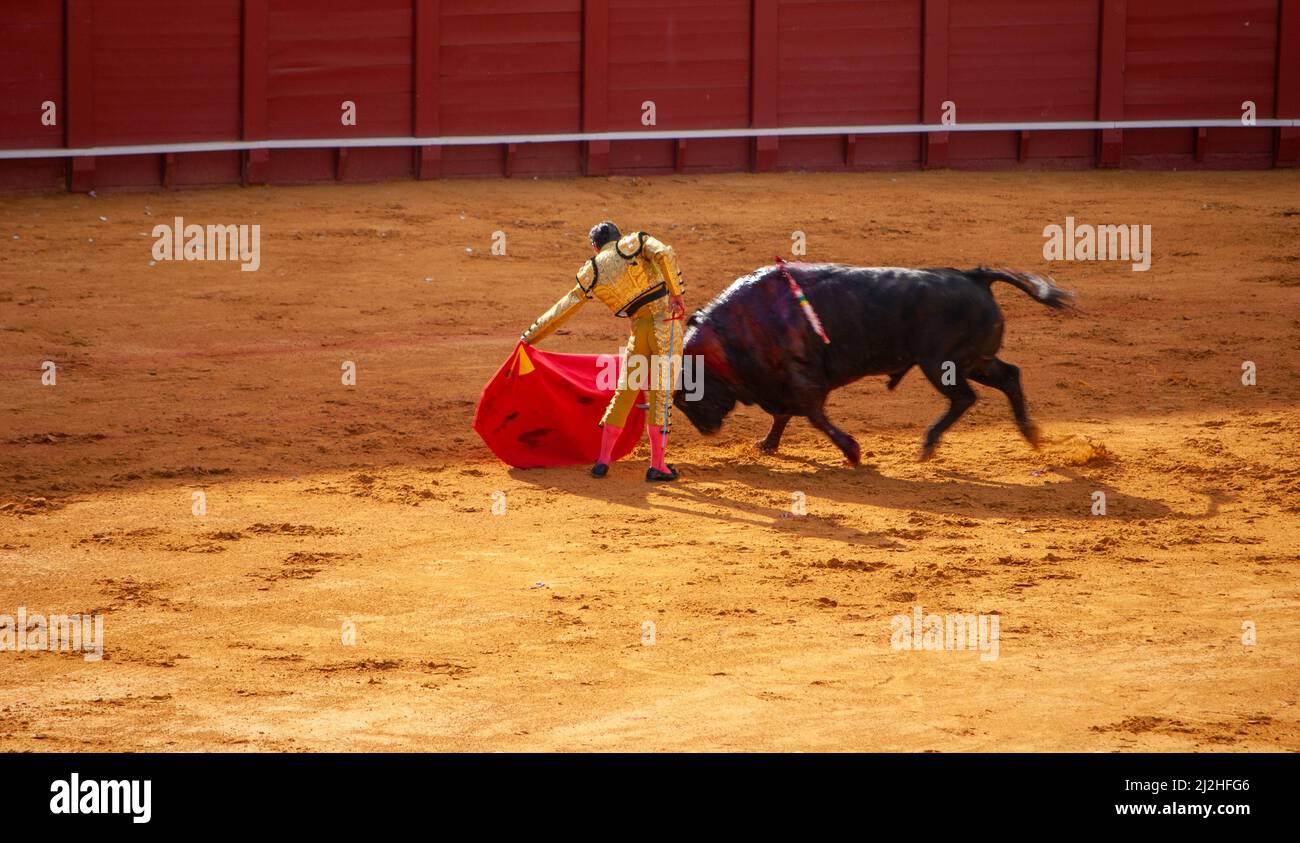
[521, 221, 686, 481]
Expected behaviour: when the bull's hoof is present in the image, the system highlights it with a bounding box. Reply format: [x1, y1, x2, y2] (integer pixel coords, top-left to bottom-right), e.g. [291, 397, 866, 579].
[1021, 423, 1042, 449]
[918, 443, 938, 462]
[840, 440, 862, 467]
[756, 439, 780, 454]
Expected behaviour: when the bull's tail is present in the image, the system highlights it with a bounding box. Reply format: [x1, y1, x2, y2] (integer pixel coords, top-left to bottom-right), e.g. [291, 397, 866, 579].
[969, 267, 1075, 311]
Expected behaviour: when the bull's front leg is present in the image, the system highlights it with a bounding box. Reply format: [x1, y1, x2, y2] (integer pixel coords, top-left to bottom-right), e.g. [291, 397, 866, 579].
[757, 414, 791, 454]
[806, 406, 861, 466]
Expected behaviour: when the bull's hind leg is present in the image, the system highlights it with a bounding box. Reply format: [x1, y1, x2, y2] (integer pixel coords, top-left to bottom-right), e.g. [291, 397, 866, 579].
[918, 360, 977, 461]
[757, 414, 791, 454]
[807, 405, 861, 466]
[886, 365, 912, 391]
[970, 358, 1039, 448]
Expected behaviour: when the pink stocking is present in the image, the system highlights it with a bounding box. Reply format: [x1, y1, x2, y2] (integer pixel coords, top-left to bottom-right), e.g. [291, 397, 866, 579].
[598, 424, 622, 465]
[647, 424, 669, 473]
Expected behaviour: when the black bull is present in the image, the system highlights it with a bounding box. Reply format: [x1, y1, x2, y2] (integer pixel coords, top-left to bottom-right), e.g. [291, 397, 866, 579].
[671, 263, 1075, 464]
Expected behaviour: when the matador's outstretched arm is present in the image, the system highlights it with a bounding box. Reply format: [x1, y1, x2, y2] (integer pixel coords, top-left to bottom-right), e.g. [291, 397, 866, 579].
[521, 283, 587, 345]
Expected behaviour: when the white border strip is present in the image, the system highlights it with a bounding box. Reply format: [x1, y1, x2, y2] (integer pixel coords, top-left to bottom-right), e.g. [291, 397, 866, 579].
[1, 119, 1295, 161]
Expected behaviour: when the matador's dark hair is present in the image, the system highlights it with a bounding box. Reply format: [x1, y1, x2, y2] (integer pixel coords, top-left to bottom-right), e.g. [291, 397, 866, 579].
[589, 220, 621, 248]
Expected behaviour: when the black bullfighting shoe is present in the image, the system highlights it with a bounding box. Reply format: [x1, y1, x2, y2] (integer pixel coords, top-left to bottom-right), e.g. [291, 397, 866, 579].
[591, 462, 610, 478]
[645, 464, 679, 482]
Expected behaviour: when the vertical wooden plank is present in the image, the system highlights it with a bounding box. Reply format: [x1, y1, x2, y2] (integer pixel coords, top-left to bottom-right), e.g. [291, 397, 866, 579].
[922, 0, 949, 168]
[582, 0, 609, 176]
[1277, 0, 1299, 166]
[1096, 0, 1126, 167]
[163, 152, 178, 188]
[65, 0, 94, 191]
[751, 0, 779, 171]
[242, 0, 269, 184]
[413, 0, 441, 179]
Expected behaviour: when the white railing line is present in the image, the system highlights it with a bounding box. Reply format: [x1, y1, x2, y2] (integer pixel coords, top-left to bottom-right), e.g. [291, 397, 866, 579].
[0, 118, 1295, 160]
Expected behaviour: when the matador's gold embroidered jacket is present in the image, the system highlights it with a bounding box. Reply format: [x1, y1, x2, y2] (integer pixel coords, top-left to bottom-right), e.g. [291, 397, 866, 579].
[521, 232, 685, 344]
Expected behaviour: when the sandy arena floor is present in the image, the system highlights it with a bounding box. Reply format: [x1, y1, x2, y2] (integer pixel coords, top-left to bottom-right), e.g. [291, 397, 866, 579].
[1, 170, 1297, 751]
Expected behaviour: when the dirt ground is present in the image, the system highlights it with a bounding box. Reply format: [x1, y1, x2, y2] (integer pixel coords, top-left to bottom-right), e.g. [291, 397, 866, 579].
[1, 170, 1297, 752]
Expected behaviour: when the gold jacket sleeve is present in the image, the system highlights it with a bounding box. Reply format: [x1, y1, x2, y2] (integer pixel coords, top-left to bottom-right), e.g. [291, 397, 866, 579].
[642, 236, 685, 296]
[521, 275, 589, 345]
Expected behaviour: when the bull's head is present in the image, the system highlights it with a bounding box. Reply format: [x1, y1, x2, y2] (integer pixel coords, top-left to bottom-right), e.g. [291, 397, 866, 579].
[673, 314, 737, 434]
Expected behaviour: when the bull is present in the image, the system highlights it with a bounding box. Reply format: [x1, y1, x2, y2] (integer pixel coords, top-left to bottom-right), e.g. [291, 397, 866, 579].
[672, 263, 1074, 464]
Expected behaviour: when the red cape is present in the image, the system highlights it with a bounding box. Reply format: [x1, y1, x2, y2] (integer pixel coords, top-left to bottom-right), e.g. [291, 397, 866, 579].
[473, 342, 646, 468]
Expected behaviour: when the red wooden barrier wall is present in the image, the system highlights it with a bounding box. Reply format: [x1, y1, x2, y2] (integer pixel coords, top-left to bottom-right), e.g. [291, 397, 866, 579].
[0, 0, 66, 190]
[775, 0, 922, 170]
[0, 0, 1296, 192]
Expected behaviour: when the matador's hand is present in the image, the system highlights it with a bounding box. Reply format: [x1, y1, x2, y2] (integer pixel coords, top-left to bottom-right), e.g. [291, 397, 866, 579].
[668, 294, 685, 320]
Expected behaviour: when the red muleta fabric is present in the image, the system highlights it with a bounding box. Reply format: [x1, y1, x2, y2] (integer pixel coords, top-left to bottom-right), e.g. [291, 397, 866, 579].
[473, 342, 646, 469]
